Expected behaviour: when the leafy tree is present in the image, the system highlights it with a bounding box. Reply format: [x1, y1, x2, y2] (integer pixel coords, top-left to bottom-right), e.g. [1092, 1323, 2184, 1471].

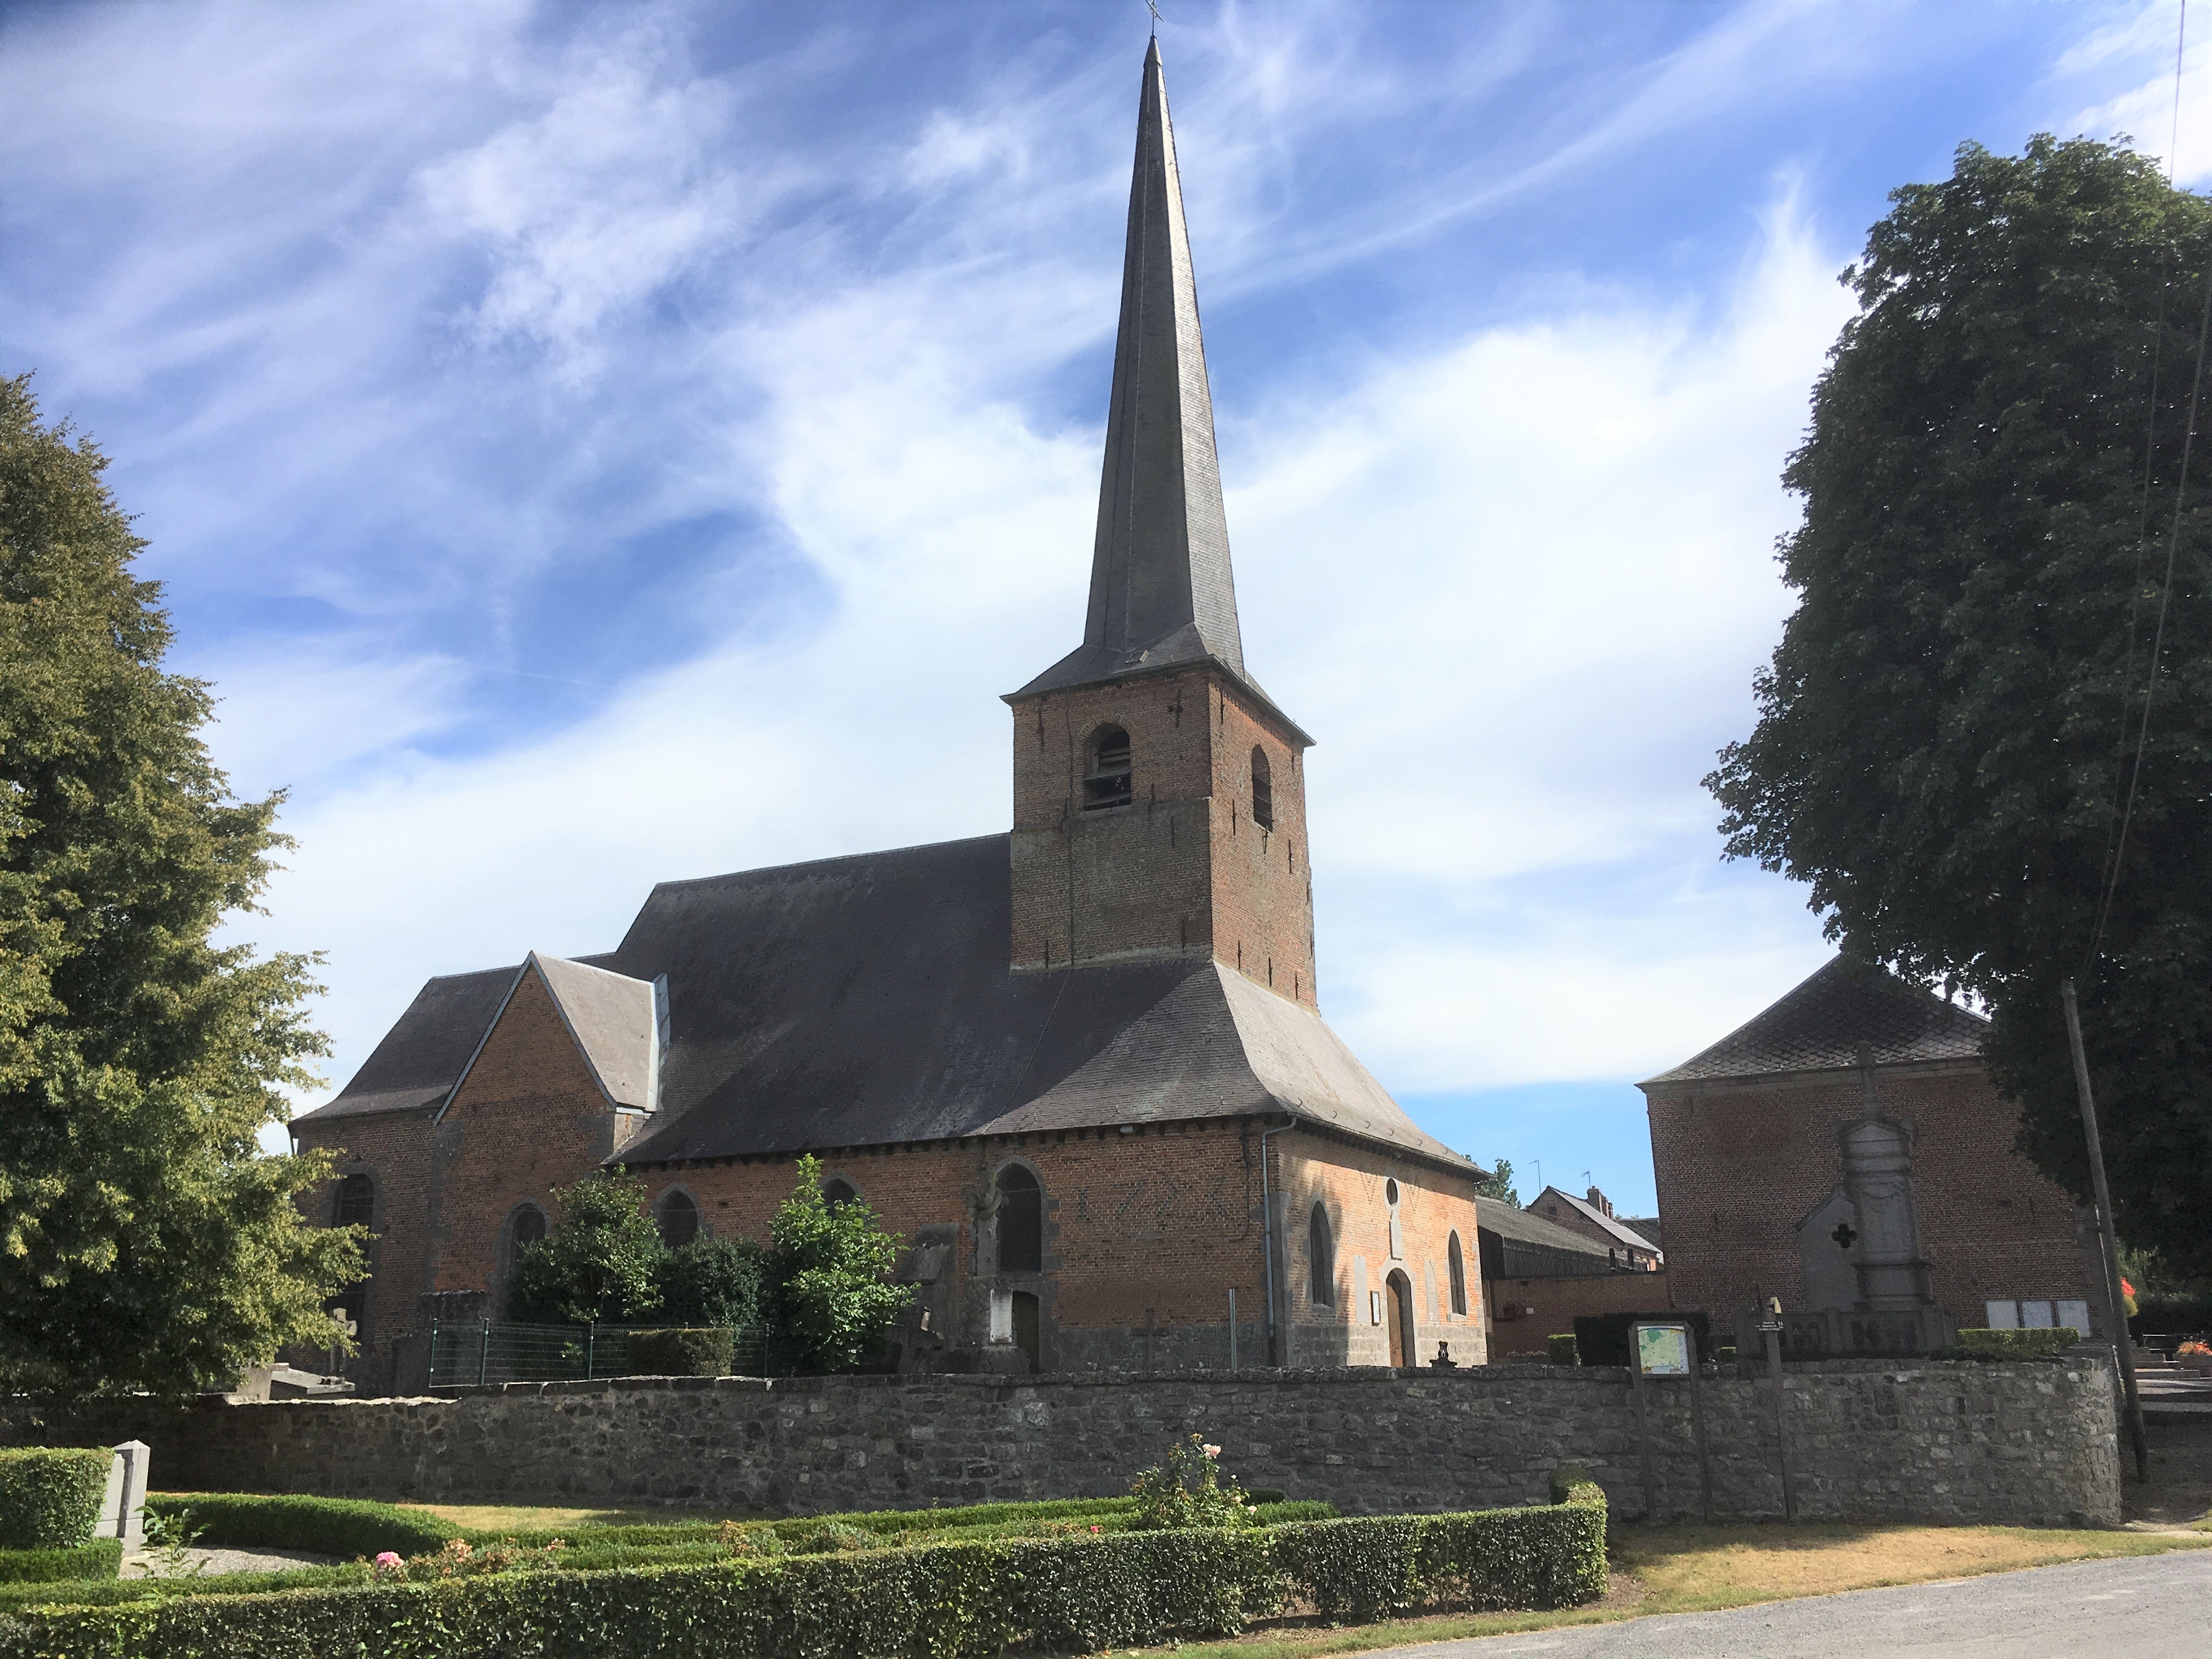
[659, 1235, 765, 1328]
[1475, 1158, 1520, 1207]
[1706, 138, 2212, 1272]
[0, 375, 360, 1397]
[506, 1170, 665, 1325]
[766, 1155, 912, 1372]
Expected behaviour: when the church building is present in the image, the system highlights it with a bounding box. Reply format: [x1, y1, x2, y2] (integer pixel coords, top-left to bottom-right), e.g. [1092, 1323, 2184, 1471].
[292, 42, 1490, 1384]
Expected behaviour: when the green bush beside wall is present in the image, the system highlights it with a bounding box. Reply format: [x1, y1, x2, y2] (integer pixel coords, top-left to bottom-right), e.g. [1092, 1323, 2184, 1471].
[0, 1451, 111, 1551]
[622, 1328, 736, 1378]
[1547, 1334, 1579, 1365]
[0, 1543, 122, 1587]
[1932, 1328, 2081, 1361]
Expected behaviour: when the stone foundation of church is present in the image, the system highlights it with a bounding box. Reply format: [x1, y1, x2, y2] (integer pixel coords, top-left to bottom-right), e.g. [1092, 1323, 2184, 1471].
[6, 1357, 2118, 1527]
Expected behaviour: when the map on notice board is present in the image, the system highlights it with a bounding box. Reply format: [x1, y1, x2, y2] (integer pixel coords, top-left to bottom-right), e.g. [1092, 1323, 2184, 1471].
[1634, 1322, 1692, 1376]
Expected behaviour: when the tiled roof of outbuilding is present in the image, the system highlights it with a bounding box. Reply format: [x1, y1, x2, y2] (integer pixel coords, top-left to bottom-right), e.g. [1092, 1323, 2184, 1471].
[1641, 956, 1987, 1087]
[296, 964, 519, 1122]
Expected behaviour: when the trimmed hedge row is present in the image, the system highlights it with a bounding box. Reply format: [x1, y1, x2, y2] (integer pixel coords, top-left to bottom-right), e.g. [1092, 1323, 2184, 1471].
[0, 1566, 368, 1617]
[624, 1329, 735, 1378]
[0, 1451, 110, 1551]
[0, 1543, 122, 1588]
[0, 1482, 1607, 1658]
[146, 1496, 459, 1559]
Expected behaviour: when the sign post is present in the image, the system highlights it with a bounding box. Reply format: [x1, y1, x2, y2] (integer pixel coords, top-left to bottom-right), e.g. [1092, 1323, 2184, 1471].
[1630, 1321, 1695, 1523]
[1757, 1301, 1796, 1521]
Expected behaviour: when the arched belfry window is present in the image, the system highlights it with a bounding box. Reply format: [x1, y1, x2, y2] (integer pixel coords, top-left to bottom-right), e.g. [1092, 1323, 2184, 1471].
[1251, 747, 1274, 831]
[656, 1189, 700, 1249]
[1084, 725, 1133, 811]
[1447, 1230, 1468, 1317]
[821, 1177, 857, 1210]
[997, 1165, 1042, 1273]
[333, 1173, 374, 1229]
[1308, 1204, 1335, 1306]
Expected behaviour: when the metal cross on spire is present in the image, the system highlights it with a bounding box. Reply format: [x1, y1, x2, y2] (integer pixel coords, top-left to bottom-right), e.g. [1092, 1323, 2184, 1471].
[1147, 0, 1161, 37]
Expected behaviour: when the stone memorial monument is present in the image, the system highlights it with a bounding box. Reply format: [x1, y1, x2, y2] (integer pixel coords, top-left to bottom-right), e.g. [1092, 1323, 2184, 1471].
[96, 1440, 149, 1548]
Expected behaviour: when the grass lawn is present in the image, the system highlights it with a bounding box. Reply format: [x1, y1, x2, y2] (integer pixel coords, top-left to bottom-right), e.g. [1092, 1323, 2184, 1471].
[1115, 1520, 2212, 1659]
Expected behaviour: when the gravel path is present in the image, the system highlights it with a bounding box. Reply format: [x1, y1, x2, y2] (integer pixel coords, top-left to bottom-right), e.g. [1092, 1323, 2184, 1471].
[1370, 1549, 2212, 1658]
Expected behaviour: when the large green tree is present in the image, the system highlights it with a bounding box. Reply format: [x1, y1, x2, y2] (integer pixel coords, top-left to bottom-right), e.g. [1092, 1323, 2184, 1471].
[1708, 138, 2212, 1273]
[767, 1156, 912, 1372]
[0, 375, 360, 1395]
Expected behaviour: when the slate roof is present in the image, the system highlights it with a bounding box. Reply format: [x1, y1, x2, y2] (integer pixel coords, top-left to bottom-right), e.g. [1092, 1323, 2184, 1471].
[1476, 1201, 1626, 1279]
[1617, 1216, 1662, 1254]
[530, 952, 661, 1114]
[1477, 1202, 1617, 1257]
[1641, 956, 1988, 1087]
[299, 835, 1476, 1175]
[298, 964, 520, 1121]
[1009, 40, 1305, 743]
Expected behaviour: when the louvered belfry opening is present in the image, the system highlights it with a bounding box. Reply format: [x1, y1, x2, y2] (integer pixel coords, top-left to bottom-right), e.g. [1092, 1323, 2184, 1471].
[1251, 746, 1273, 830]
[1084, 725, 1133, 810]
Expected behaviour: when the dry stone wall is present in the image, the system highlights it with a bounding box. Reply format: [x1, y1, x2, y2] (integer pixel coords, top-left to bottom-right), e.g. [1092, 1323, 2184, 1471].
[4, 1360, 2118, 1528]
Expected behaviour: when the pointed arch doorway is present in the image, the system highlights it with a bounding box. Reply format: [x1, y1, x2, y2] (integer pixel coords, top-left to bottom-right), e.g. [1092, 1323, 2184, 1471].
[1385, 1269, 1414, 1368]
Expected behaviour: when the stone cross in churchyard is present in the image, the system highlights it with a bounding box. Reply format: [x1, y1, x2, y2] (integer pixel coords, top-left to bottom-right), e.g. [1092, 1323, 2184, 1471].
[97, 1441, 149, 1548]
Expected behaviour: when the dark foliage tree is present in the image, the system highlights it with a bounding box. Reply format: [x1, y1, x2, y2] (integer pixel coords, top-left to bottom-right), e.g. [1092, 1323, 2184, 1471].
[1475, 1158, 1520, 1207]
[1707, 138, 2212, 1272]
[659, 1235, 765, 1328]
[0, 375, 360, 1396]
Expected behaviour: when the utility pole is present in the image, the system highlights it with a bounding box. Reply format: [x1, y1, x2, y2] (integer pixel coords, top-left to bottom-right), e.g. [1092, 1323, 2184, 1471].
[2061, 979, 2149, 1482]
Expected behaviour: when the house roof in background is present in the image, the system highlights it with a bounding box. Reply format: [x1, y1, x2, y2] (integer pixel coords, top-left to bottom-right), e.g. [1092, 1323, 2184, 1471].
[1641, 956, 1987, 1086]
[1531, 1186, 1663, 1258]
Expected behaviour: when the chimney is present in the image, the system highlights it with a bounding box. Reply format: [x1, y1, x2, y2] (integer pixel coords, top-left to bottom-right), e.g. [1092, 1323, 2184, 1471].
[1587, 1186, 1612, 1218]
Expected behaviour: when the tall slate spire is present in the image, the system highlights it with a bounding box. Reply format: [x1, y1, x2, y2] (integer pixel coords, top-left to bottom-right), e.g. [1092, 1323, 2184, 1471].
[1014, 40, 1256, 701]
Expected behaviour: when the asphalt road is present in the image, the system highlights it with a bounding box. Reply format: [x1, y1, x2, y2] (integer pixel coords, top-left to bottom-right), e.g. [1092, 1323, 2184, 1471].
[1376, 1549, 2212, 1658]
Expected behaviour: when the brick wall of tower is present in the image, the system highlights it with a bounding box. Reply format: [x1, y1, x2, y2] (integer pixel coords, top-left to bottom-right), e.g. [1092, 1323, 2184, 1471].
[1007, 668, 1316, 1008]
[425, 966, 629, 1304]
[1205, 681, 1315, 1009]
[292, 1109, 441, 1357]
[1644, 1062, 2106, 1333]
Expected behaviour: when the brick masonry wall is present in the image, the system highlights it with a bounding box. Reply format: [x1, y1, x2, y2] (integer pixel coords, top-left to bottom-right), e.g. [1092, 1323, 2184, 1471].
[1484, 1271, 1675, 1359]
[625, 1122, 1480, 1372]
[1646, 1062, 2106, 1332]
[1277, 1133, 1486, 1368]
[428, 965, 629, 1299]
[291, 1109, 439, 1357]
[9, 1359, 2118, 1527]
[1007, 669, 1315, 1008]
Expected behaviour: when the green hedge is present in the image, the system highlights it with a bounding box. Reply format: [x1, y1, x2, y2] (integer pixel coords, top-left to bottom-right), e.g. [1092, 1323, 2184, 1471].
[1547, 1334, 1579, 1365]
[623, 1328, 735, 1378]
[0, 1480, 1607, 1657]
[0, 1542, 121, 1588]
[147, 1495, 459, 1559]
[1932, 1327, 2081, 1361]
[0, 1566, 368, 1617]
[0, 1451, 110, 1552]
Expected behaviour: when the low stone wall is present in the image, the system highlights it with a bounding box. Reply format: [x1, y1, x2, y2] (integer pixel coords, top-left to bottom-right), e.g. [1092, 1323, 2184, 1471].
[4, 1359, 2120, 1528]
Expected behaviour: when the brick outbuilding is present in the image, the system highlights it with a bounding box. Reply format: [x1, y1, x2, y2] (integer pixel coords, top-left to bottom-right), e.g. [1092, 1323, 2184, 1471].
[290, 41, 1488, 1384]
[1639, 958, 2108, 1353]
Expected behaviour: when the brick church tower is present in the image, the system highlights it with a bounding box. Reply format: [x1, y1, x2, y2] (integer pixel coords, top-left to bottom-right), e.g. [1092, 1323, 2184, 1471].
[1006, 40, 1318, 1011]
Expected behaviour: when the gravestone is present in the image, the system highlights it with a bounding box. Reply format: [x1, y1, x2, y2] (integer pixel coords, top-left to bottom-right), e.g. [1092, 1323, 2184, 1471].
[96, 1441, 149, 1548]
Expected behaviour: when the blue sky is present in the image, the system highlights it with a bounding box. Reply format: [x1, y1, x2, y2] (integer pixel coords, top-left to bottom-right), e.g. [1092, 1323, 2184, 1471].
[3, 1, 2203, 1212]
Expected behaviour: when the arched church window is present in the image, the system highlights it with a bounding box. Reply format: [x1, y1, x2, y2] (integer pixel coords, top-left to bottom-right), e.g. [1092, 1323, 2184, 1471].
[997, 1165, 1042, 1273]
[656, 1189, 700, 1249]
[510, 1205, 547, 1254]
[1447, 1230, 1468, 1317]
[334, 1173, 375, 1229]
[1251, 747, 1274, 830]
[1386, 1178, 1403, 1261]
[1308, 1204, 1334, 1305]
[821, 1177, 857, 1210]
[1084, 726, 1133, 811]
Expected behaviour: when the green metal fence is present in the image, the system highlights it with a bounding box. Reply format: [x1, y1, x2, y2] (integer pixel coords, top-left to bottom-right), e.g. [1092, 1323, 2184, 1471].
[427, 1322, 769, 1387]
